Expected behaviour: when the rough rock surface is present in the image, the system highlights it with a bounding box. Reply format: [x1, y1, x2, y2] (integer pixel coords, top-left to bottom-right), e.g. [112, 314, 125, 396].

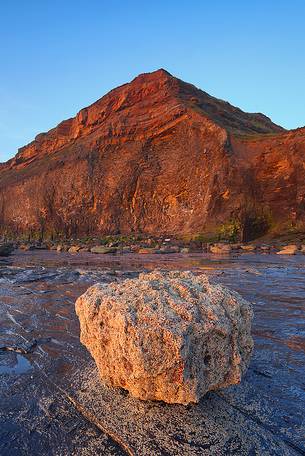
[1, 68, 305, 240]
[75, 271, 253, 404]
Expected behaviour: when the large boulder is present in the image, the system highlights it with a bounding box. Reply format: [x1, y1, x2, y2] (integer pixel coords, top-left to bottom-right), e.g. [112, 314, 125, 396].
[75, 271, 253, 405]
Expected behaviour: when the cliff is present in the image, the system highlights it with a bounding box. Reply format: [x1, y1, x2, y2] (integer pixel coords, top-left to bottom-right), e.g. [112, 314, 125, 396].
[0, 69, 304, 240]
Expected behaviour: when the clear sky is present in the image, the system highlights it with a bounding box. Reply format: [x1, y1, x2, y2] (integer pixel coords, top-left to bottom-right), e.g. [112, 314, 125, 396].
[1, 0, 305, 162]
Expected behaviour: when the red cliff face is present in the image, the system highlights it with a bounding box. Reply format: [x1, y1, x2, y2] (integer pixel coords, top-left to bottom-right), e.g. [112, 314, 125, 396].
[0, 69, 304, 240]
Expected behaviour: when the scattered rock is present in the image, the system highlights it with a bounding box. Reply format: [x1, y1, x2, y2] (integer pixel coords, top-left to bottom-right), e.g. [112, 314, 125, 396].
[68, 246, 81, 253]
[137, 248, 158, 254]
[0, 339, 37, 354]
[19, 244, 35, 251]
[107, 241, 119, 248]
[90, 246, 117, 254]
[210, 243, 231, 254]
[240, 244, 256, 251]
[180, 247, 190, 253]
[231, 244, 241, 250]
[259, 245, 271, 252]
[75, 270, 253, 404]
[122, 246, 133, 253]
[155, 247, 179, 254]
[245, 267, 262, 275]
[276, 244, 299, 255]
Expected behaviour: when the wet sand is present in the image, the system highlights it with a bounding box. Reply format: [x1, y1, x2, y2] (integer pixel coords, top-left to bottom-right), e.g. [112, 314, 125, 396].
[0, 250, 304, 455]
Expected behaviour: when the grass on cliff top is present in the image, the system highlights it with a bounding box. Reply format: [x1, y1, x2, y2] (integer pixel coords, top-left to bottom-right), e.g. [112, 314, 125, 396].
[233, 131, 286, 142]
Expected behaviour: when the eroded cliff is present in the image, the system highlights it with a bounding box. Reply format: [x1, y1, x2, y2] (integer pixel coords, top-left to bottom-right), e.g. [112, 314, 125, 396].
[0, 69, 304, 240]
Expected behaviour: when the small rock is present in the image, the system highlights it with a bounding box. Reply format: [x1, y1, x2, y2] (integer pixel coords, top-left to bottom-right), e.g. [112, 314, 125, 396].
[155, 247, 179, 254]
[90, 246, 117, 254]
[19, 244, 35, 251]
[137, 248, 158, 254]
[210, 243, 231, 254]
[75, 271, 253, 405]
[276, 244, 299, 255]
[108, 241, 119, 247]
[68, 246, 81, 253]
[259, 245, 271, 251]
[180, 247, 190, 253]
[231, 243, 241, 250]
[240, 244, 256, 251]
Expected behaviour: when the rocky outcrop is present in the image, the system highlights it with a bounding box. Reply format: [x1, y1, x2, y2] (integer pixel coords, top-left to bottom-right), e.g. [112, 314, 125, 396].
[0, 68, 304, 240]
[75, 270, 253, 404]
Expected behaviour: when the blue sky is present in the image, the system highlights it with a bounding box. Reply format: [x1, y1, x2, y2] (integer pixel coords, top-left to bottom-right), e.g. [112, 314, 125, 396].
[1, 0, 305, 162]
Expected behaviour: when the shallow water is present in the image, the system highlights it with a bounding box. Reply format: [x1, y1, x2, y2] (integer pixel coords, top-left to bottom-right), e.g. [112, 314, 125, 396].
[0, 250, 304, 455]
[0, 353, 32, 375]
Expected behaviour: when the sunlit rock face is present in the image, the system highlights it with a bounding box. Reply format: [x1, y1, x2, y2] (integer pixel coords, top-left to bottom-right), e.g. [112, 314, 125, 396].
[75, 271, 253, 404]
[1, 69, 304, 239]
